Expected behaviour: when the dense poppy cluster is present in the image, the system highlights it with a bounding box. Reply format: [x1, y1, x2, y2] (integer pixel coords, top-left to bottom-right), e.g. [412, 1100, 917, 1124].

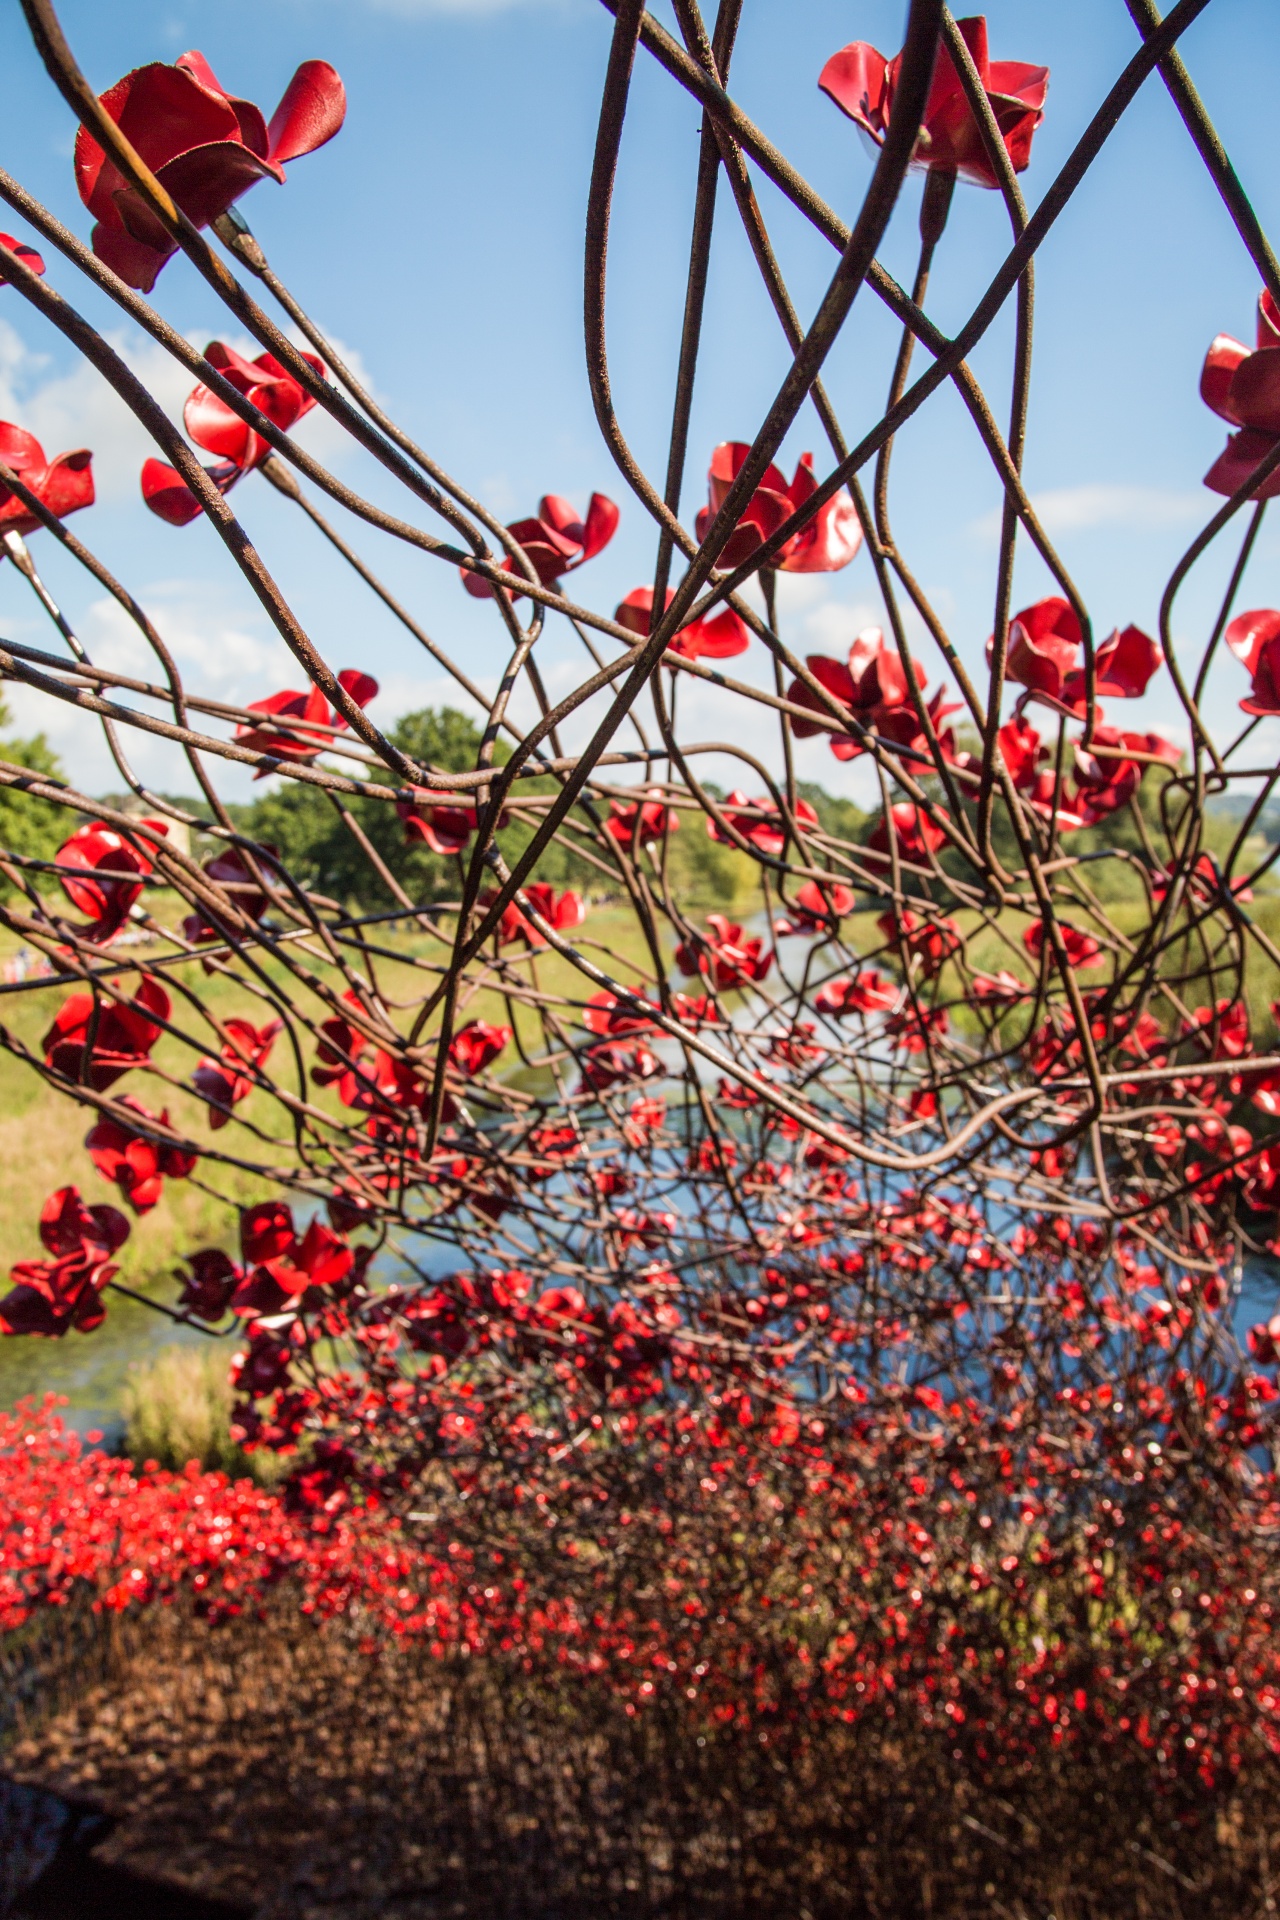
[0, 4, 1279, 1832]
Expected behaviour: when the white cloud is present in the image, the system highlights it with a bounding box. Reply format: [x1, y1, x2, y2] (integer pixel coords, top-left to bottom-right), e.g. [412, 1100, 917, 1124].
[971, 483, 1206, 542]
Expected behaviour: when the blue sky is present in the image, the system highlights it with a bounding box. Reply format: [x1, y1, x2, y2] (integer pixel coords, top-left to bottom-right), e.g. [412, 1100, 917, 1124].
[0, 0, 1278, 802]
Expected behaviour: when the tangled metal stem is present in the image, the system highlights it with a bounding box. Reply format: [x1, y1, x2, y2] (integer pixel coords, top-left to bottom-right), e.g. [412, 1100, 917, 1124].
[0, 0, 1279, 1531]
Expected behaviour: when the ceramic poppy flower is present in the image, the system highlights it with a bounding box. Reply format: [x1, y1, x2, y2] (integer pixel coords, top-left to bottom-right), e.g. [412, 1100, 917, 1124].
[449, 1020, 511, 1078]
[1201, 292, 1280, 500]
[819, 16, 1048, 191]
[54, 818, 168, 942]
[461, 492, 619, 599]
[706, 791, 819, 858]
[1023, 921, 1103, 970]
[182, 845, 277, 944]
[233, 669, 377, 773]
[773, 879, 855, 936]
[606, 794, 680, 847]
[877, 909, 961, 978]
[176, 1247, 241, 1322]
[85, 1096, 196, 1214]
[142, 343, 326, 525]
[865, 803, 947, 865]
[1072, 727, 1178, 827]
[695, 443, 861, 573]
[0, 235, 45, 283]
[233, 1216, 353, 1316]
[74, 49, 347, 292]
[42, 977, 170, 1091]
[814, 970, 899, 1016]
[988, 598, 1159, 714]
[614, 585, 751, 661]
[0, 1186, 130, 1337]
[579, 1038, 662, 1093]
[480, 883, 586, 948]
[582, 991, 656, 1038]
[193, 1016, 283, 1129]
[0, 422, 95, 542]
[971, 969, 1029, 1003]
[675, 914, 773, 991]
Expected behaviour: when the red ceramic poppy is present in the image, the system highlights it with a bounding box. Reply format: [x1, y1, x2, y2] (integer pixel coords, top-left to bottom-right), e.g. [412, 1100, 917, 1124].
[989, 598, 1081, 704]
[1202, 293, 1280, 500]
[481, 883, 586, 948]
[182, 845, 277, 944]
[865, 803, 947, 864]
[877, 910, 961, 978]
[819, 16, 1049, 191]
[1072, 727, 1179, 826]
[233, 669, 376, 772]
[1225, 609, 1280, 713]
[773, 879, 855, 936]
[0, 235, 45, 283]
[606, 795, 680, 847]
[142, 343, 327, 525]
[235, 1216, 353, 1314]
[450, 1021, 511, 1078]
[0, 423, 94, 540]
[582, 992, 656, 1038]
[396, 796, 482, 855]
[461, 492, 619, 599]
[695, 443, 861, 573]
[707, 791, 818, 858]
[85, 1095, 196, 1214]
[970, 970, 1029, 1004]
[42, 977, 170, 1091]
[75, 50, 347, 292]
[193, 1016, 282, 1128]
[55, 818, 168, 942]
[614, 586, 751, 661]
[675, 914, 773, 991]
[0, 1186, 130, 1337]
[814, 970, 899, 1016]
[177, 1247, 241, 1322]
[1024, 921, 1103, 970]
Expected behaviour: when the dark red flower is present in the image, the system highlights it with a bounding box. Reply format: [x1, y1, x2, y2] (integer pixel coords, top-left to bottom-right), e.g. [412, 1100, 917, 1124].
[234, 1216, 353, 1314]
[582, 992, 656, 1038]
[462, 492, 619, 598]
[193, 1016, 283, 1129]
[233, 669, 378, 773]
[675, 914, 773, 991]
[1225, 607, 1280, 714]
[0, 423, 94, 540]
[42, 977, 170, 1090]
[580, 1039, 662, 1093]
[877, 910, 961, 978]
[1072, 727, 1179, 826]
[85, 1096, 196, 1214]
[819, 16, 1049, 191]
[478, 883, 586, 949]
[74, 49, 347, 292]
[177, 1247, 241, 1322]
[1202, 292, 1280, 500]
[0, 1186, 130, 1338]
[449, 1021, 511, 1078]
[0, 234, 45, 283]
[182, 845, 276, 944]
[142, 343, 326, 525]
[707, 791, 818, 858]
[241, 1200, 296, 1266]
[55, 818, 168, 941]
[614, 586, 751, 661]
[695, 443, 861, 572]
[606, 794, 680, 847]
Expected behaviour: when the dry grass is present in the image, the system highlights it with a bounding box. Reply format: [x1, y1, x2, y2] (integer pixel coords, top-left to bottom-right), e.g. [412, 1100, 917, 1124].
[4, 1603, 1279, 1919]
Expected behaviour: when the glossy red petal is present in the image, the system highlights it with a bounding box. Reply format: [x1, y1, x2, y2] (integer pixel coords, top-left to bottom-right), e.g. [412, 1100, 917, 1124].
[1204, 428, 1280, 501]
[817, 40, 892, 140]
[37, 449, 94, 521]
[581, 491, 620, 561]
[266, 61, 347, 165]
[0, 235, 44, 281]
[1225, 607, 1280, 677]
[614, 585, 674, 636]
[336, 669, 379, 710]
[1227, 346, 1280, 435]
[1201, 334, 1250, 423]
[184, 382, 254, 462]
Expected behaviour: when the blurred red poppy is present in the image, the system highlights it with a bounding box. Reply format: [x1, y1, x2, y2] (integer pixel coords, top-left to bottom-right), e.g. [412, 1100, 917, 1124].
[707, 791, 818, 858]
[0, 1186, 130, 1337]
[676, 914, 773, 991]
[865, 803, 947, 864]
[819, 16, 1048, 191]
[183, 845, 277, 944]
[450, 1021, 511, 1077]
[85, 1096, 196, 1214]
[0, 423, 94, 540]
[462, 492, 619, 598]
[75, 49, 346, 291]
[42, 977, 170, 1091]
[0, 234, 45, 283]
[193, 1016, 283, 1128]
[607, 794, 680, 847]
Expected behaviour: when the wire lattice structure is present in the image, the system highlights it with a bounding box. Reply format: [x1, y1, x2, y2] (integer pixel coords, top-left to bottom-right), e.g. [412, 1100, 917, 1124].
[2, 0, 1280, 1585]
